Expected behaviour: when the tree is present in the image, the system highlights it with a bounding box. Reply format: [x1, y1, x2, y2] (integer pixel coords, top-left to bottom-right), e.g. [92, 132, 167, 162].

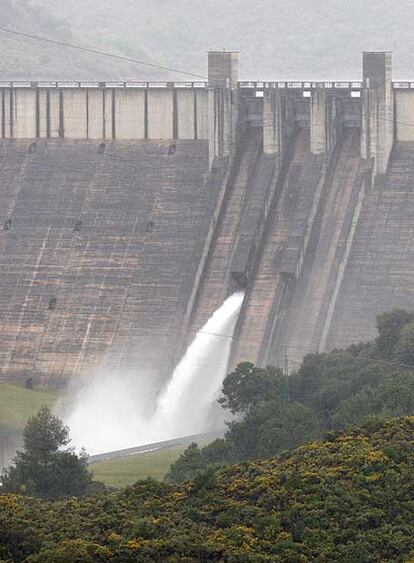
[166, 443, 205, 483]
[226, 400, 321, 460]
[1, 406, 92, 498]
[393, 322, 414, 365]
[375, 309, 414, 357]
[218, 362, 283, 414]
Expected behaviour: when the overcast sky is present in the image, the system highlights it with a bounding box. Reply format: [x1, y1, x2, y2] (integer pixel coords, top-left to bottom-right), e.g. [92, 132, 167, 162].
[2, 0, 413, 79]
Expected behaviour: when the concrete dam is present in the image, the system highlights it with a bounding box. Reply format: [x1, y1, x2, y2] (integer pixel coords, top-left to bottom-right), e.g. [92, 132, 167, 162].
[1, 51, 414, 386]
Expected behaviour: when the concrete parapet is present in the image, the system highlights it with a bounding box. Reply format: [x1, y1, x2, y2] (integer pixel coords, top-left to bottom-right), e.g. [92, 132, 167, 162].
[0, 86, 212, 142]
[0, 83, 232, 168]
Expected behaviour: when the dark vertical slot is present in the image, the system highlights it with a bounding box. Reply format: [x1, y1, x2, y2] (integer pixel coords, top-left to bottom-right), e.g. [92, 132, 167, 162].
[59, 90, 64, 138]
[9, 88, 14, 138]
[393, 89, 397, 143]
[1, 91, 5, 138]
[46, 90, 51, 138]
[173, 89, 178, 140]
[111, 90, 116, 139]
[218, 89, 223, 158]
[35, 89, 40, 138]
[86, 90, 89, 139]
[214, 89, 218, 156]
[144, 89, 148, 139]
[102, 90, 106, 139]
[194, 89, 198, 140]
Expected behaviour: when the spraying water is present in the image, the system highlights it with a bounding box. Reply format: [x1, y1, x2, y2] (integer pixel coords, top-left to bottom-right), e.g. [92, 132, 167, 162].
[154, 291, 244, 437]
[65, 292, 244, 454]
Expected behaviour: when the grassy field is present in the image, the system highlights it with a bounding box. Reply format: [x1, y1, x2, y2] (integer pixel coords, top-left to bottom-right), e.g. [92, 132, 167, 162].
[0, 383, 185, 485]
[90, 447, 186, 487]
[0, 383, 61, 431]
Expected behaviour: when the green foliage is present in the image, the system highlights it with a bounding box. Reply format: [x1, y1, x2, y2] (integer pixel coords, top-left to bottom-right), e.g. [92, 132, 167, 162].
[2, 418, 414, 561]
[1, 406, 92, 499]
[172, 309, 414, 482]
[218, 362, 282, 413]
[393, 321, 414, 364]
[375, 309, 414, 357]
[22, 405, 70, 458]
[190, 467, 218, 493]
[165, 443, 205, 483]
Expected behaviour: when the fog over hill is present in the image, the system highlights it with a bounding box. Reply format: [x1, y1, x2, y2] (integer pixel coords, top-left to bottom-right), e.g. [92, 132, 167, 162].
[2, 0, 412, 80]
[32, 0, 414, 80]
[0, 0, 157, 80]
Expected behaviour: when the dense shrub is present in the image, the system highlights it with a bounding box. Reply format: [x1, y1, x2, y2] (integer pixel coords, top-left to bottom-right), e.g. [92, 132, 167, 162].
[1, 418, 414, 561]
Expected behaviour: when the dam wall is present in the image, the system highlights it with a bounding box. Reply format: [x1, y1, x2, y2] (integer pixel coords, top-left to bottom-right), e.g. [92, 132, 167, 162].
[0, 139, 215, 385]
[1, 50, 414, 384]
[326, 140, 414, 349]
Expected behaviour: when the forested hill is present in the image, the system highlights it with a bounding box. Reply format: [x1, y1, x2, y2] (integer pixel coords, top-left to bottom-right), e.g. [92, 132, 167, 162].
[36, 0, 414, 79]
[1, 417, 414, 561]
[0, 0, 155, 80]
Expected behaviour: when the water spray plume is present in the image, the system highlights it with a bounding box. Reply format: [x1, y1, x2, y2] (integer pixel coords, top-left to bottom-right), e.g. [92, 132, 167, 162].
[65, 292, 244, 454]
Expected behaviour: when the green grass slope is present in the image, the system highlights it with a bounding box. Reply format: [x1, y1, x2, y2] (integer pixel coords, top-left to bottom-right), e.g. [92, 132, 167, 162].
[0, 383, 59, 432]
[2, 417, 414, 562]
[90, 447, 186, 487]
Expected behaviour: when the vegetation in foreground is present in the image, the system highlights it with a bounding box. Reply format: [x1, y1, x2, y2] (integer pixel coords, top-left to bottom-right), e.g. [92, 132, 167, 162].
[1, 406, 93, 499]
[168, 309, 414, 482]
[1, 416, 414, 561]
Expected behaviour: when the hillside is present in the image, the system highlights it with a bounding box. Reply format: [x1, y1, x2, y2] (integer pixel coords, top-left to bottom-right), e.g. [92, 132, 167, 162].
[1, 417, 414, 561]
[0, 0, 157, 80]
[35, 0, 414, 79]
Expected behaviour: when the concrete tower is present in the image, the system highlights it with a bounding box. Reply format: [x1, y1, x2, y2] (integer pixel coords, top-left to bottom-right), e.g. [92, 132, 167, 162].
[361, 51, 393, 175]
[208, 51, 240, 88]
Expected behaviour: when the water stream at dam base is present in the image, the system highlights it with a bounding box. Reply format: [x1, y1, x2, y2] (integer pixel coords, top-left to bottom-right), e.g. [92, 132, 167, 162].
[66, 292, 244, 455]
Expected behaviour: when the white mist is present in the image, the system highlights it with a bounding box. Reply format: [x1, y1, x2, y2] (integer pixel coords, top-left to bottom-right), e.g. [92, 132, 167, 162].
[65, 292, 244, 454]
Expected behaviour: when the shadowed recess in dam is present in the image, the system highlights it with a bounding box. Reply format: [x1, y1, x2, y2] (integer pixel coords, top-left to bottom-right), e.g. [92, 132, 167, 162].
[65, 292, 244, 454]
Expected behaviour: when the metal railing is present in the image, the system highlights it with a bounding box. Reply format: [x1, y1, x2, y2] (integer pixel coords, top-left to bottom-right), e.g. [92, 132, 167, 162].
[1, 80, 413, 90]
[238, 81, 363, 89]
[393, 82, 414, 89]
[0, 81, 209, 89]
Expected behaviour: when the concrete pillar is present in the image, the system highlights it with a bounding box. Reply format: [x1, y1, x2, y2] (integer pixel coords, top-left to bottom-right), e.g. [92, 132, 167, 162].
[195, 90, 209, 139]
[207, 51, 239, 164]
[1, 89, 12, 138]
[208, 51, 239, 88]
[49, 90, 61, 138]
[13, 89, 37, 138]
[361, 52, 393, 175]
[310, 89, 327, 155]
[176, 89, 195, 139]
[263, 89, 284, 155]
